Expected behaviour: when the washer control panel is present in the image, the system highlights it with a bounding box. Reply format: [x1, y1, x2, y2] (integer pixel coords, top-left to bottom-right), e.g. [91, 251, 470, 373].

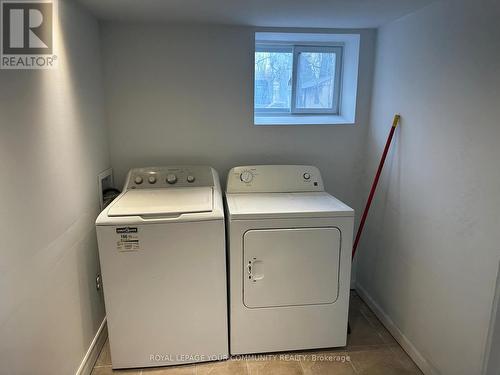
[226, 165, 324, 193]
[124, 166, 214, 190]
[239, 170, 254, 183]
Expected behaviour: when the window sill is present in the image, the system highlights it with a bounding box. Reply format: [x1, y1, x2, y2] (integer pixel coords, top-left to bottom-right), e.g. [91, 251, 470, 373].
[254, 114, 355, 126]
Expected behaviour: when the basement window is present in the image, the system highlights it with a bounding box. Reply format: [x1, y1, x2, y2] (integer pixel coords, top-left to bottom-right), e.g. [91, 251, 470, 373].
[254, 32, 360, 126]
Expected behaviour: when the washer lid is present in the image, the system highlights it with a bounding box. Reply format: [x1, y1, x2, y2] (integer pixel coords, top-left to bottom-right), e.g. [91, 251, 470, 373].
[108, 187, 213, 217]
[225, 192, 353, 219]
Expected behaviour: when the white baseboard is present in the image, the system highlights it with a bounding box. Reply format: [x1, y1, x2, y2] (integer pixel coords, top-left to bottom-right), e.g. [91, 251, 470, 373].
[483, 260, 500, 375]
[76, 317, 108, 375]
[355, 284, 438, 375]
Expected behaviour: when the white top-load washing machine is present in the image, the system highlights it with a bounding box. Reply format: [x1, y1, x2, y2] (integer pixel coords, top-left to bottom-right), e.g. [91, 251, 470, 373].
[225, 165, 354, 355]
[96, 166, 228, 369]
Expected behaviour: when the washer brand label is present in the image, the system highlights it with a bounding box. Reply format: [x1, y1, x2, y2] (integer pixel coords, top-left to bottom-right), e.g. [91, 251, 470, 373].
[116, 227, 140, 252]
[116, 227, 138, 234]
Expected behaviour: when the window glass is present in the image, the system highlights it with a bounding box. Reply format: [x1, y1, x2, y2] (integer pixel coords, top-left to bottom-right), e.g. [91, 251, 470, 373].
[296, 52, 336, 110]
[254, 51, 293, 111]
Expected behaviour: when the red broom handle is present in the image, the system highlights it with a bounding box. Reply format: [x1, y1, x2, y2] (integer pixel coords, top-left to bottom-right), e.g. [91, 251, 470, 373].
[352, 114, 400, 259]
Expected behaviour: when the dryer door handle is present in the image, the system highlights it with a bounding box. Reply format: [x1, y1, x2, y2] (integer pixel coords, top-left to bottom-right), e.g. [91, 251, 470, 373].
[247, 259, 264, 282]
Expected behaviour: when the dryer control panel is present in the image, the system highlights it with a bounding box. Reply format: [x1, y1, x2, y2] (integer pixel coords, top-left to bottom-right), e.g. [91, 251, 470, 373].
[124, 166, 215, 190]
[226, 165, 324, 193]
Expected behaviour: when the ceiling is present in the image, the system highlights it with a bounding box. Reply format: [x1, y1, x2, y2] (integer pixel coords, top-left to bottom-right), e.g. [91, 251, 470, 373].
[76, 0, 438, 28]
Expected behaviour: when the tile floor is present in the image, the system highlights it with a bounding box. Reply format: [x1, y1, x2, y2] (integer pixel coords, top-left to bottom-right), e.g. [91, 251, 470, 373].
[92, 292, 422, 375]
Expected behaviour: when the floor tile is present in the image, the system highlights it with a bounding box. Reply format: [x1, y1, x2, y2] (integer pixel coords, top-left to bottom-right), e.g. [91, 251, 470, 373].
[299, 347, 350, 357]
[349, 348, 422, 375]
[389, 347, 423, 373]
[300, 351, 356, 375]
[247, 358, 303, 375]
[92, 290, 424, 375]
[91, 366, 141, 375]
[364, 316, 399, 346]
[95, 339, 112, 367]
[347, 313, 386, 348]
[142, 364, 196, 374]
[196, 359, 248, 375]
[349, 297, 378, 322]
[348, 294, 365, 314]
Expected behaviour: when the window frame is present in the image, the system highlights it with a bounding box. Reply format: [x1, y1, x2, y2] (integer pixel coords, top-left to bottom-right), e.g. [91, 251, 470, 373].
[254, 42, 344, 116]
[291, 45, 343, 115]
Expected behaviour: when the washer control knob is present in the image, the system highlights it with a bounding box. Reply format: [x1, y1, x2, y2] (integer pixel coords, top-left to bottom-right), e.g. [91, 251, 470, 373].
[187, 175, 195, 183]
[303, 173, 311, 180]
[148, 175, 157, 184]
[240, 171, 254, 183]
[134, 176, 143, 184]
[166, 174, 177, 184]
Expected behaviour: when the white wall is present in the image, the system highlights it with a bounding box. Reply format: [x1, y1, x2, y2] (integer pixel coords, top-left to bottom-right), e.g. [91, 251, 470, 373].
[357, 0, 500, 374]
[100, 24, 376, 223]
[0, 1, 108, 374]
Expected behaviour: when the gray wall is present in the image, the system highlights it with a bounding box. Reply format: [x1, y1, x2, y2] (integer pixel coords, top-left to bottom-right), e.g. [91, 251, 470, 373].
[100, 24, 376, 228]
[0, 1, 108, 374]
[357, 0, 500, 374]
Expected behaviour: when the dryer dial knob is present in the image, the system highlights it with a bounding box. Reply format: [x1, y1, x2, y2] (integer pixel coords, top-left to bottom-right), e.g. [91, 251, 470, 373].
[187, 175, 195, 183]
[148, 176, 157, 184]
[240, 171, 253, 183]
[134, 176, 143, 184]
[166, 174, 177, 184]
[303, 173, 311, 180]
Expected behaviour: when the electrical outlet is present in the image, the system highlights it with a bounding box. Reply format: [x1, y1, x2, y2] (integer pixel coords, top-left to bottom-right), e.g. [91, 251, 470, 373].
[98, 168, 114, 210]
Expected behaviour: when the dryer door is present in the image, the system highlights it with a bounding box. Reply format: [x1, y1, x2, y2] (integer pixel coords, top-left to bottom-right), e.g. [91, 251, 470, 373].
[243, 227, 340, 308]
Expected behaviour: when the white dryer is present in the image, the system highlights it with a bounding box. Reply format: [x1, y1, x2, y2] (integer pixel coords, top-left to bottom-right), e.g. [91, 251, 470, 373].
[225, 165, 354, 355]
[96, 166, 228, 369]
